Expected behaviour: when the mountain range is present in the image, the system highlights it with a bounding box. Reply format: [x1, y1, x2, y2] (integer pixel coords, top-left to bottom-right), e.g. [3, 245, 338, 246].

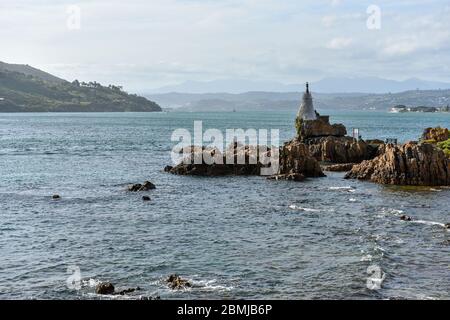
[147, 89, 450, 112]
[150, 77, 450, 94]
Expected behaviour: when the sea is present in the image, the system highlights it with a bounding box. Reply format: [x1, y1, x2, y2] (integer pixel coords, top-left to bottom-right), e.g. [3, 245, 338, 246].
[0, 110, 449, 300]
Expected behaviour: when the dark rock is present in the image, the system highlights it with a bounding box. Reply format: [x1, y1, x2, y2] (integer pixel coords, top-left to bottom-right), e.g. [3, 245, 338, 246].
[116, 287, 141, 295]
[322, 163, 356, 172]
[128, 181, 156, 192]
[142, 196, 151, 201]
[52, 194, 60, 199]
[166, 274, 192, 290]
[139, 295, 161, 300]
[400, 215, 412, 221]
[445, 223, 450, 229]
[164, 165, 173, 172]
[345, 142, 450, 186]
[95, 282, 115, 295]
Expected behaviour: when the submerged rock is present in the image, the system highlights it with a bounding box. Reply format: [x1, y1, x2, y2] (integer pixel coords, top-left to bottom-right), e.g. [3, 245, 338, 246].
[52, 194, 61, 199]
[166, 274, 192, 290]
[267, 173, 305, 181]
[95, 282, 141, 296]
[128, 181, 156, 192]
[142, 196, 151, 201]
[116, 287, 141, 295]
[400, 215, 412, 221]
[345, 142, 450, 186]
[95, 282, 115, 295]
[139, 295, 161, 300]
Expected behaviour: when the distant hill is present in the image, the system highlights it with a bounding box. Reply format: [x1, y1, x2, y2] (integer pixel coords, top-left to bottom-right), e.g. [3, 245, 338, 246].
[0, 62, 161, 112]
[150, 77, 450, 94]
[0, 61, 65, 84]
[147, 89, 450, 112]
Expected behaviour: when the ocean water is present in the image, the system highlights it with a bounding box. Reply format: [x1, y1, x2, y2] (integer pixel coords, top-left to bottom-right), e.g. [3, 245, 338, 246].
[0, 110, 449, 300]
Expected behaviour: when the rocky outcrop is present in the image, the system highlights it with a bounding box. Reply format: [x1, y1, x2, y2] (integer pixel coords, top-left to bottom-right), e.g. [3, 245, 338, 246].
[296, 115, 346, 140]
[96, 282, 115, 295]
[115, 287, 141, 295]
[95, 282, 141, 296]
[305, 136, 378, 164]
[421, 127, 449, 143]
[400, 215, 412, 221]
[167, 274, 192, 290]
[168, 140, 324, 179]
[168, 145, 266, 176]
[321, 163, 356, 172]
[278, 139, 325, 177]
[128, 181, 156, 192]
[345, 142, 450, 186]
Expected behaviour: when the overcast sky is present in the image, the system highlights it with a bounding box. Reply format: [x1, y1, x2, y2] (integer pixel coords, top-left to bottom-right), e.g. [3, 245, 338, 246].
[1, 0, 449, 92]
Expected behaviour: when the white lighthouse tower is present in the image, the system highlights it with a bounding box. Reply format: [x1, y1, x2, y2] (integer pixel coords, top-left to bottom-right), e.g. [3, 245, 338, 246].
[297, 82, 317, 120]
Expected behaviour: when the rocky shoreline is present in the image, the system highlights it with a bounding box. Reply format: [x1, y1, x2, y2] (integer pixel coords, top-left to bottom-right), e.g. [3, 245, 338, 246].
[166, 84, 450, 187]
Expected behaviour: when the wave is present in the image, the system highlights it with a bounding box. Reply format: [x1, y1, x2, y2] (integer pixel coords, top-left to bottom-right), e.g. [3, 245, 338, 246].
[193, 279, 234, 292]
[328, 186, 356, 193]
[411, 220, 446, 228]
[288, 205, 321, 212]
[329, 186, 354, 190]
[360, 254, 373, 262]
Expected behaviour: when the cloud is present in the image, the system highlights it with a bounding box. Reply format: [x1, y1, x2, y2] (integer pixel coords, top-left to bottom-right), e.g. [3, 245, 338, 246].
[331, 0, 342, 7]
[0, 0, 449, 89]
[322, 15, 336, 27]
[326, 37, 353, 49]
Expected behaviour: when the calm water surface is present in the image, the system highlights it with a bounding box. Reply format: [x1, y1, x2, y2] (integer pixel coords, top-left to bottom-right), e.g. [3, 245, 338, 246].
[0, 111, 449, 299]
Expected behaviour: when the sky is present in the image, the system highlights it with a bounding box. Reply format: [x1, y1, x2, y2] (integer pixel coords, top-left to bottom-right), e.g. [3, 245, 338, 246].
[1, 0, 449, 92]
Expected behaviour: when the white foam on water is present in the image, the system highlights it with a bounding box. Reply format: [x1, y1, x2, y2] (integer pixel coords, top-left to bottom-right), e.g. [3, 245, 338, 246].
[329, 186, 354, 190]
[380, 208, 404, 216]
[288, 205, 321, 212]
[360, 254, 373, 262]
[82, 278, 102, 288]
[349, 198, 357, 202]
[412, 220, 446, 228]
[429, 188, 442, 192]
[193, 279, 234, 292]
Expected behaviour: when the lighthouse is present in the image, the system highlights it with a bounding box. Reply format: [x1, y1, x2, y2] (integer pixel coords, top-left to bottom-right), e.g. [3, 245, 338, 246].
[297, 82, 317, 121]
